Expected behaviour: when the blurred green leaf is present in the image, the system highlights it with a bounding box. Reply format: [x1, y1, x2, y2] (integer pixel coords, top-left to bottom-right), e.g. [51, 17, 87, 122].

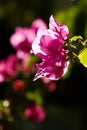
[69, 36, 84, 55]
[83, 39, 87, 46]
[0, 100, 3, 111]
[78, 47, 87, 67]
[79, 0, 87, 11]
[55, 6, 80, 37]
[25, 90, 43, 105]
[26, 54, 38, 67]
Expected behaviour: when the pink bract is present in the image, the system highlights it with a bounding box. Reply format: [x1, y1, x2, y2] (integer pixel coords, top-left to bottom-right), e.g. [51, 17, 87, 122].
[31, 18, 47, 31]
[9, 18, 47, 54]
[32, 29, 64, 58]
[32, 15, 69, 81]
[10, 27, 36, 53]
[0, 54, 28, 83]
[33, 50, 67, 81]
[24, 105, 46, 122]
[0, 60, 6, 82]
[49, 15, 69, 40]
[0, 54, 18, 83]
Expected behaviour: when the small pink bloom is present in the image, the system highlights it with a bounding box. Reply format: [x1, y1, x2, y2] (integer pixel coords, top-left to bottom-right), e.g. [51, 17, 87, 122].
[6, 54, 18, 76]
[42, 77, 56, 92]
[0, 54, 18, 83]
[34, 106, 46, 122]
[46, 81, 56, 92]
[9, 18, 47, 55]
[13, 79, 25, 91]
[0, 60, 6, 82]
[24, 108, 33, 117]
[24, 106, 46, 122]
[10, 27, 35, 53]
[31, 18, 47, 31]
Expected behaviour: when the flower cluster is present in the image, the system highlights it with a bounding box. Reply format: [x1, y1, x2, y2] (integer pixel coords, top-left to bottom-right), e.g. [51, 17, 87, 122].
[24, 100, 46, 122]
[0, 15, 70, 124]
[0, 54, 18, 83]
[10, 18, 47, 59]
[0, 17, 48, 123]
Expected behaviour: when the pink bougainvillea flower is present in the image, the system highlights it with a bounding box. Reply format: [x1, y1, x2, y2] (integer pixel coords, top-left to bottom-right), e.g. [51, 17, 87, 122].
[0, 54, 19, 83]
[42, 77, 57, 92]
[6, 53, 32, 77]
[10, 27, 35, 52]
[32, 15, 69, 81]
[9, 18, 47, 55]
[6, 54, 18, 75]
[0, 53, 34, 83]
[24, 105, 46, 122]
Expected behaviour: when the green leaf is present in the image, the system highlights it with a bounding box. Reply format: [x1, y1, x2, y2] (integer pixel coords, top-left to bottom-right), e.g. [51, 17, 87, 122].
[25, 90, 43, 105]
[55, 6, 80, 37]
[78, 47, 87, 67]
[26, 54, 38, 67]
[70, 36, 83, 42]
[68, 36, 84, 55]
[83, 39, 87, 46]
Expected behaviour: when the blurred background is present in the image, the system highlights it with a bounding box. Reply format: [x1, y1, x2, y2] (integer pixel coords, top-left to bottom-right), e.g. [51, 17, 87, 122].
[0, 0, 87, 129]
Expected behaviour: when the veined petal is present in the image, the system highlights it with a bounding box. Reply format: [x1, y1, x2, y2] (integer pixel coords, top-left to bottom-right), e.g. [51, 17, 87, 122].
[32, 29, 63, 58]
[32, 30, 47, 58]
[49, 15, 69, 40]
[40, 35, 63, 55]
